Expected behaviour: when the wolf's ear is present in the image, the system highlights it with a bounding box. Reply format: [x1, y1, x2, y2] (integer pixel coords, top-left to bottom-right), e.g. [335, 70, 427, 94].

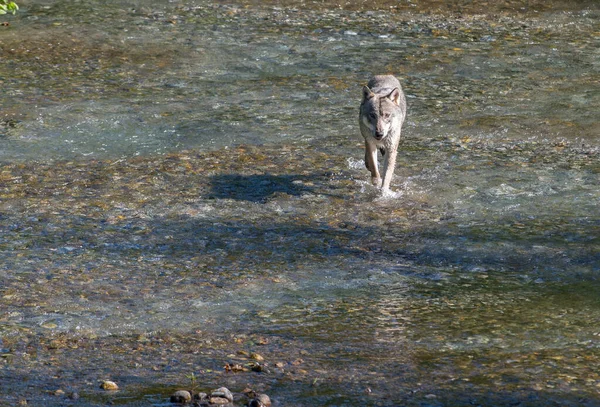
[386, 88, 401, 106]
[362, 86, 375, 102]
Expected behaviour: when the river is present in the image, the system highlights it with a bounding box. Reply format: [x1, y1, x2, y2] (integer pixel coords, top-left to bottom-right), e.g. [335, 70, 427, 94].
[0, 0, 599, 406]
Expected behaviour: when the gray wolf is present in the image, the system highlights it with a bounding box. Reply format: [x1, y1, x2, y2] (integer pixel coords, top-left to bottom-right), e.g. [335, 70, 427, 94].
[358, 75, 407, 191]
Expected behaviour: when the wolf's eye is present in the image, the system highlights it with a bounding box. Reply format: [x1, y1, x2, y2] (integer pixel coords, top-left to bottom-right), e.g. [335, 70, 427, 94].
[383, 113, 391, 120]
[369, 113, 377, 119]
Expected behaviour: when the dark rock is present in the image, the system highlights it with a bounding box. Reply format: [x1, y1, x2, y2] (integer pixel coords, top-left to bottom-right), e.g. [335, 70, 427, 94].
[193, 392, 210, 407]
[248, 393, 271, 407]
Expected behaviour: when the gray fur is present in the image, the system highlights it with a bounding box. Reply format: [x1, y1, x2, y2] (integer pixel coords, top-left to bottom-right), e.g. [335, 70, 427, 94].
[358, 75, 406, 191]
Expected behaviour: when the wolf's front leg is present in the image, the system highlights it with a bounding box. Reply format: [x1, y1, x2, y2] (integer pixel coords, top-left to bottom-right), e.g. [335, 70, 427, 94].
[381, 148, 398, 191]
[364, 141, 381, 187]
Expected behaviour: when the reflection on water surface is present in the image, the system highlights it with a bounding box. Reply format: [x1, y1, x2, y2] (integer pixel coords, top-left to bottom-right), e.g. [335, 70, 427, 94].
[0, 0, 599, 405]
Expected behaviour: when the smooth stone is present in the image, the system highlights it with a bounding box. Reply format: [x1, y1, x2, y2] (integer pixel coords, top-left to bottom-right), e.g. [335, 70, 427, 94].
[248, 394, 271, 407]
[100, 380, 119, 390]
[209, 397, 231, 405]
[210, 387, 234, 403]
[250, 352, 265, 362]
[170, 390, 192, 403]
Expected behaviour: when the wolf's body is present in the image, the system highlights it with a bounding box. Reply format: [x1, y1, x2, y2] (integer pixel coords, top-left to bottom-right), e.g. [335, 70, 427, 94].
[358, 75, 407, 191]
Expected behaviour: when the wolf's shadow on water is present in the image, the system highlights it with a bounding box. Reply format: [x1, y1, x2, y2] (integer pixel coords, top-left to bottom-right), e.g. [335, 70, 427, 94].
[208, 173, 333, 203]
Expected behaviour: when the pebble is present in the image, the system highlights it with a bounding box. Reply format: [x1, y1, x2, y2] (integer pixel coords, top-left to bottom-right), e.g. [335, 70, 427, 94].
[194, 392, 208, 401]
[250, 352, 265, 361]
[209, 398, 231, 405]
[100, 380, 119, 390]
[170, 390, 192, 403]
[209, 387, 234, 404]
[248, 393, 271, 407]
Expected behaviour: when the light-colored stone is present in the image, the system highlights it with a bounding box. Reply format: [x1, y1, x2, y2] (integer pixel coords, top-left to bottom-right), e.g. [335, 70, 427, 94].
[170, 390, 192, 403]
[100, 380, 119, 391]
[210, 396, 231, 404]
[210, 387, 233, 403]
[256, 393, 271, 407]
[250, 352, 264, 362]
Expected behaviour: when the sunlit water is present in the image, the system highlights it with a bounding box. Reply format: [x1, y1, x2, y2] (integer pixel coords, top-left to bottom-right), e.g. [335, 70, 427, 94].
[0, 1, 599, 406]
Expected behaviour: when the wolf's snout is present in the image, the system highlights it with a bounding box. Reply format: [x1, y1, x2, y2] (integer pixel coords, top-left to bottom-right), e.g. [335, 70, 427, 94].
[375, 131, 384, 139]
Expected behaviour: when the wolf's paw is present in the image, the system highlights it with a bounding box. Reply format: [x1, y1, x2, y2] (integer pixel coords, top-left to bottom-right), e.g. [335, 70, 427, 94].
[371, 177, 382, 187]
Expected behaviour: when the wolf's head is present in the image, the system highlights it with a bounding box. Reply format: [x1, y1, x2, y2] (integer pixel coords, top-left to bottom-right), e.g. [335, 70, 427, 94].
[360, 86, 402, 141]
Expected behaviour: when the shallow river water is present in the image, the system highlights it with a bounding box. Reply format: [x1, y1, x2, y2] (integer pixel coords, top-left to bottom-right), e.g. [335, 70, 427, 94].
[0, 0, 599, 406]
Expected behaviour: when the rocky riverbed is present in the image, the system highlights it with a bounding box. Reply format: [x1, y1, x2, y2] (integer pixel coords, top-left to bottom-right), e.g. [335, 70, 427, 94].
[1, 0, 599, 406]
